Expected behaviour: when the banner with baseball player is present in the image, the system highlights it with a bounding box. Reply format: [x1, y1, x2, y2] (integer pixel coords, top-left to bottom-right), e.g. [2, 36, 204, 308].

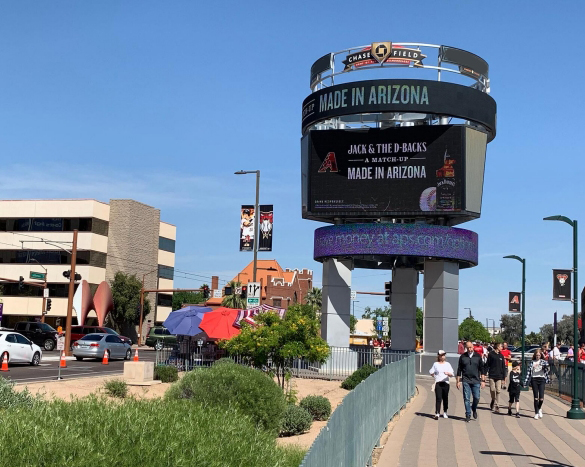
[239, 205, 255, 252]
[553, 269, 572, 301]
[258, 205, 273, 252]
[508, 292, 521, 312]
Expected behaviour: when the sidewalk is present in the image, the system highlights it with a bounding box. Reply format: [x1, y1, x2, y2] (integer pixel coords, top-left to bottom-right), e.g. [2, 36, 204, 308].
[378, 377, 585, 466]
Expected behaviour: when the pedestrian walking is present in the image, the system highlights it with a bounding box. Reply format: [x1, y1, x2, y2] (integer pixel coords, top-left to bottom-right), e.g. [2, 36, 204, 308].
[523, 348, 550, 420]
[429, 350, 454, 419]
[578, 343, 585, 363]
[487, 343, 506, 413]
[456, 341, 486, 422]
[541, 344, 549, 362]
[507, 361, 523, 418]
[458, 340, 465, 355]
[501, 342, 511, 389]
[567, 345, 574, 362]
[550, 342, 561, 379]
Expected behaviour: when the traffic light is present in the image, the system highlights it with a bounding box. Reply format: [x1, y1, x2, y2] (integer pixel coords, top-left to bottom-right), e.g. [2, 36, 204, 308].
[18, 276, 24, 291]
[63, 270, 71, 279]
[202, 285, 210, 299]
[241, 285, 247, 299]
[384, 281, 392, 303]
[46, 299, 52, 312]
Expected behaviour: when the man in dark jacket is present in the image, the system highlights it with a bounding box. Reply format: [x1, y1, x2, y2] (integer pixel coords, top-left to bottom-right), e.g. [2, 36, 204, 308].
[486, 342, 506, 413]
[456, 340, 486, 422]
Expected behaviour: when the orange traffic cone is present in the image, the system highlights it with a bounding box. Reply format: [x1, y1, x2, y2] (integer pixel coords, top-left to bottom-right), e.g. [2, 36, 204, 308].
[59, 351, 67, 368]
[102, 349, 109, 365]
[0, 353, 9, 372]
[133, 349, 139, 362]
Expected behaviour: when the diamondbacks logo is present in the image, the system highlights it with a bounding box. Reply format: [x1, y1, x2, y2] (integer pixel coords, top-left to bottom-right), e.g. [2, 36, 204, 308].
[343, 42, 426, 71]
[510, 294, 519, 305]
[371, 42, 392, 63]
[318, 152, 338, 173]
[557, 273, 568, 286]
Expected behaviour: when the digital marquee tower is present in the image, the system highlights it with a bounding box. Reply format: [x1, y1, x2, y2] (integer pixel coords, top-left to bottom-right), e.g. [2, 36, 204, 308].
[301, 42, 496, 370]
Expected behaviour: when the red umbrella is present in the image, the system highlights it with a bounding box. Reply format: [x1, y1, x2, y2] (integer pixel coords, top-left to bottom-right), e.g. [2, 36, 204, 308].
[200, 307, 241, 340]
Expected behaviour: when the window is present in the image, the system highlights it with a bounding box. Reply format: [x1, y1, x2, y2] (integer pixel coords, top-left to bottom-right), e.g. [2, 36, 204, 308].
[15, 334, 30, 345]
[273, 299, 282, 307]
[39, 323, 55, 332]
[158, 265, 174, 280]
[154, 328, 164, 335]
[14, 323, 26, 331]
[157, 293, 173, 307]
[105, 335, 121, 343]
[0, 217, 109, 236]
[81, 334, 103, 341]
[6, 334, 17, 343]
[28, 323, 40, 332]
[159, 237, 176, 253]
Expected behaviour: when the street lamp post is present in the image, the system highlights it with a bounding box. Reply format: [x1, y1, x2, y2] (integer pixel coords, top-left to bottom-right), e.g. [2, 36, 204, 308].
[464, 307, 472, 318]
[235, 170, 260, 282]
[503, 255, 527, 385]
[544, 215, 585, 419]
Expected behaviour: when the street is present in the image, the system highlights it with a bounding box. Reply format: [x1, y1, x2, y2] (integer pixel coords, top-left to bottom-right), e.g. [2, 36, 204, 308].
[0, 348, 157, 384]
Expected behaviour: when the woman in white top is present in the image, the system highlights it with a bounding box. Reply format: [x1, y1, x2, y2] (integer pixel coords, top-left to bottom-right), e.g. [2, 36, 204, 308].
[429, 350, 455, 419]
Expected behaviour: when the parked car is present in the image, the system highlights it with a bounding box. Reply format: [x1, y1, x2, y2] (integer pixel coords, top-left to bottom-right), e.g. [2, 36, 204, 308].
[14, 321, 57, 351]
[510, 344, 540, 360]
[145, 326, 177, 350]
[0, 331, 42, 365]
[70, 326, 132, 346]
[72, 333, 132, 361]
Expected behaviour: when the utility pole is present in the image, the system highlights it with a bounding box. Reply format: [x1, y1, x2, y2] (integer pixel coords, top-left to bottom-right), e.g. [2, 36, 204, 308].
[64, 230, 78, 356]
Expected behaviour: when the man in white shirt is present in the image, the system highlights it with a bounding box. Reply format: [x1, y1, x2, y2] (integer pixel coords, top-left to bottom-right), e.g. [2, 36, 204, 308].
[551, 342, 561, 379]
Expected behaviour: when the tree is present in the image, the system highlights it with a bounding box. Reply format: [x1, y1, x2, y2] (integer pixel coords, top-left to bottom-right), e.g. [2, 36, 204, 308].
[109, 271, 150, 332]
[220, 304, 329, 389]
[350, 315, 358, 334]
[557, 314, 574, 344]
[222, 281, 246, 309]
[540, 324, 554, 346]
[172, 291, 204, 310]
[458, 316, 490, 342]
[525, 332, 542, 345]
[416, 307, 423, 339]
[500, 314, 522, 344]
[304, 287, 322, 314]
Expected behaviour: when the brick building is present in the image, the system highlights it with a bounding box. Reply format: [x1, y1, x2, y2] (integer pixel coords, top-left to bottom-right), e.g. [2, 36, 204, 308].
[206, 259, 313, 309]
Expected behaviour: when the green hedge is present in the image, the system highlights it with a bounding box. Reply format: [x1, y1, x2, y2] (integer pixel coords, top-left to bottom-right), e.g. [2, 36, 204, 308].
[341, 364, 379, 390]
[165, 361, 286, 434]
[0, 396, 304, 467]
[103, 379, 128, 398]
[280, 404, 312, 436]
[299, 395, 331, 421]
[154, 365, 179, 383]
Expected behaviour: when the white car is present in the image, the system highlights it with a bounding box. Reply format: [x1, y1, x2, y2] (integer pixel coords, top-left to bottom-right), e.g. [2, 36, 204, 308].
[0, 331, 43, 366]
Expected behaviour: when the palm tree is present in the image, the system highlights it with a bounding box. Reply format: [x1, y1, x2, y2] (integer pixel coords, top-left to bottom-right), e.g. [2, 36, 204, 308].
[222, 280, 246, 309]
[305, 287, 322, 316]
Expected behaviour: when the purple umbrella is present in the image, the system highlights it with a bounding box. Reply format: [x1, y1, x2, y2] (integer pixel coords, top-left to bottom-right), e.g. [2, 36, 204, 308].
[162, 306, 212, 336]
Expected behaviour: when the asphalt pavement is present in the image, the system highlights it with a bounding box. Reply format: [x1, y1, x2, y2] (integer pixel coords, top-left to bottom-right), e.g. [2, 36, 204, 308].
[0, 348, 158, 384]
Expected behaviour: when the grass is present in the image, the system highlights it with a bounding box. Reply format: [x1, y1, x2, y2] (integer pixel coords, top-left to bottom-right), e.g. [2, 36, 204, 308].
[0, 396, 306, 467]
[103, 379, 129, 398]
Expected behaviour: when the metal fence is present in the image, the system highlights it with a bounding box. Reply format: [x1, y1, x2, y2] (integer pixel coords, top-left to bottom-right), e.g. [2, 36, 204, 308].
[155, 343, 411, 380]
[300, 353, 415, 467]
[547, 360, 585, 402]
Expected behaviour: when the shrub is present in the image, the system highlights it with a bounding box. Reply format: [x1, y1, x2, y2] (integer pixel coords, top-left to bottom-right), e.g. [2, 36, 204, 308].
[154, 365, 179, 383]
[0, 377, 39, 410]
[299, 395, 331, 421]
[165, 362, 286, 434]
[280, 405, 312, 436]
[103, 379, 128, 399]
[341, 364, 379, 390]
[214, 357, 235, 365]
[0, 396, 305, 467]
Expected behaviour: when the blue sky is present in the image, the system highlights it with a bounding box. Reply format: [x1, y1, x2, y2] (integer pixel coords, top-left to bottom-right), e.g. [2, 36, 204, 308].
[0, 1, 583, 332]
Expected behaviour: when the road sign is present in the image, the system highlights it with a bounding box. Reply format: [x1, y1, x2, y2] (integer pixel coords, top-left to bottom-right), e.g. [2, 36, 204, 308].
[30, 271, 46, 280]
[382, 317, 389, 324]
[213, 289, 222, 299]
[43, 288, 49, 298]
[382, 325, 389, 332]
[350, 290, 357, 300]
[56, 336, 65, 351]
[246, 282, 261, 309]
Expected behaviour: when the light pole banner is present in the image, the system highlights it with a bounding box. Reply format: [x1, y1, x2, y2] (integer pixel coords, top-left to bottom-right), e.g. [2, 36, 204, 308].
[553, 269, 572, 301]
[258, 205, 273, 252]
[239, 205, 255, 252]
[509, 292, 521, 312]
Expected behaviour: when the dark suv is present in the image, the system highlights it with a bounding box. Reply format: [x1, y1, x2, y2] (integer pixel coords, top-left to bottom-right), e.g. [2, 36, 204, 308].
[14, 321, 58, 351]
[145, 326, 176, 350]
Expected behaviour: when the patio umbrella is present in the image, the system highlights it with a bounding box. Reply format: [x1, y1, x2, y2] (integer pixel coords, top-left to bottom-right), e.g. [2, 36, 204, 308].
[199, 307, 241, 340]
[162, 306, 212, 336]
